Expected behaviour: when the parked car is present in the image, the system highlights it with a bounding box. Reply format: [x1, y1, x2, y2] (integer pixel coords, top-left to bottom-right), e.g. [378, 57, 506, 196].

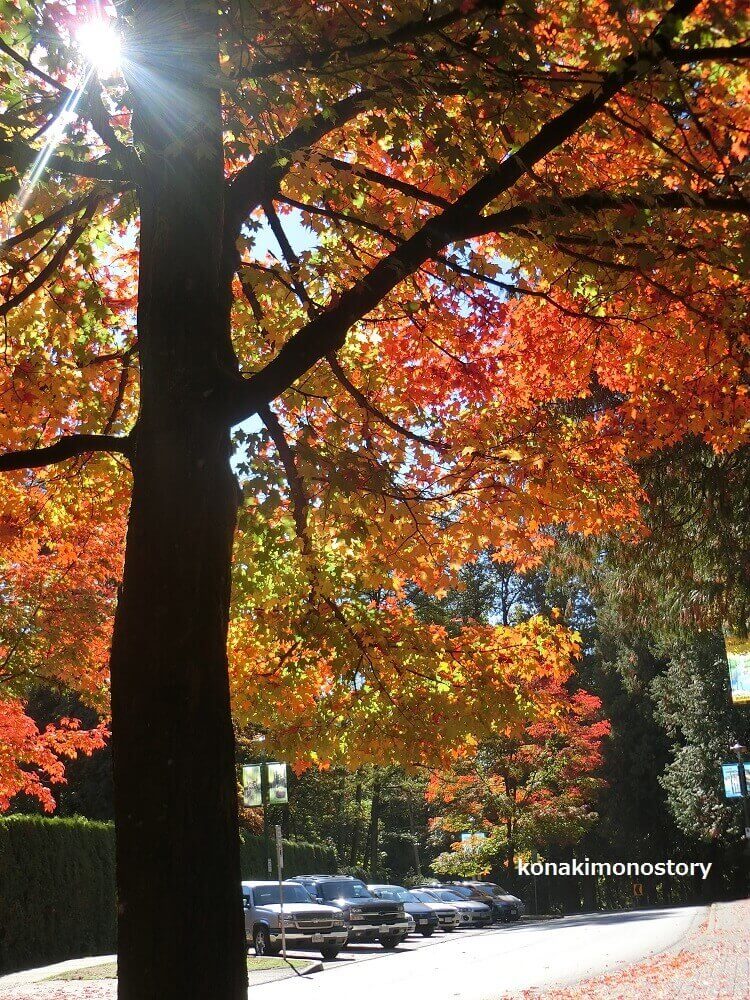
[368, 884, 440, 937]
[456, 881, 525, 922]
[291, 876, 409, 949]
[445, 881, 524, 923]
[242, 880, 348, 960]
[410, 889, 460, 931]
[415, 887, 492, 927]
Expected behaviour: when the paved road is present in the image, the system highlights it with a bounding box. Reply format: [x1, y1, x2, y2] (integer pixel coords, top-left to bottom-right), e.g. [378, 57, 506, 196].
[258, 906, 703, 999]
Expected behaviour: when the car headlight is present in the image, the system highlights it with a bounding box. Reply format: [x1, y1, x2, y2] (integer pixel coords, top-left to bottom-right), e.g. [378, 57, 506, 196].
[280, 914, 296, 927]
[397, 904, 405, 915]
[332, 915, 345, 928]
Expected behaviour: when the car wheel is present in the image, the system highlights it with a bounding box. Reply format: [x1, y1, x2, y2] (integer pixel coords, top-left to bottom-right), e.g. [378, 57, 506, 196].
[379, 934, 401, 950]
[253, 926, 280, 957]
[320, 946, 340, 961]
[420, 928, 434, 937]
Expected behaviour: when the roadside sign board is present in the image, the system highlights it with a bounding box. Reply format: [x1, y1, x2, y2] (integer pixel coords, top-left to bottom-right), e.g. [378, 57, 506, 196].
[267, 762, 288, 804]
[725, 635, 750, 704]
[721, 763, 750, 799]
[242, 764, 262, 807]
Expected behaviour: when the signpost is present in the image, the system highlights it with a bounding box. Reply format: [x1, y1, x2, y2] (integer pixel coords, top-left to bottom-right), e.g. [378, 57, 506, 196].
[275, 824, 286, 961]
[241, 761, 289, 876]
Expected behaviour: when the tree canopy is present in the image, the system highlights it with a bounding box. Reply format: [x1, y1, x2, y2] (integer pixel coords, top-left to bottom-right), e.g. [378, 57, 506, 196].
[1, 0, 747, 784]
[0, 1, 748, 994]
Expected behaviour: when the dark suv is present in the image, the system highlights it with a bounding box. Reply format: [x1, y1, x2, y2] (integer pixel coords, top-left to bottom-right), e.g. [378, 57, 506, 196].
[292, 876, 409, 949]
[445, 881, 524, 922]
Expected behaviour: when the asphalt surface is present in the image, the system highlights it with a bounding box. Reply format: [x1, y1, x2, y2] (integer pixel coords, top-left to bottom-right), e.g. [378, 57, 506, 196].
[256, 906, 703, 999]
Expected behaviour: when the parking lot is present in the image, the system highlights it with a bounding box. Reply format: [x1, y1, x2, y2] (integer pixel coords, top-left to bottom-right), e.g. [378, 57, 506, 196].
[278, 919, 526, 968]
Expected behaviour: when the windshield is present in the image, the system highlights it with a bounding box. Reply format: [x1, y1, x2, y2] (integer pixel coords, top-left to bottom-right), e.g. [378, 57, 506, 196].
[252, 885, 312, 906]
[431, 889, 464, 902]
[445, 886, 472, 898]
[374, 887, 416, 903]
[489, 886, 509, 896]
[411, 891, 434, 903]
[319, 880, 372, 901]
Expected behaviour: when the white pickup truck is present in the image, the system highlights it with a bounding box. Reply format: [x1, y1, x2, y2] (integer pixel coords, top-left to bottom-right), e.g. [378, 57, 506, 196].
[242, 880, 349, 960]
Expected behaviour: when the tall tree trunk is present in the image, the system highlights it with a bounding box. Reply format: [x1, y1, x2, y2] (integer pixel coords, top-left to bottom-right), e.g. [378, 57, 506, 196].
[350, 779, 362, 866]
[407, 796, 421, 877]
[110, 4, 246, 998]
[368, 774, 381, 877]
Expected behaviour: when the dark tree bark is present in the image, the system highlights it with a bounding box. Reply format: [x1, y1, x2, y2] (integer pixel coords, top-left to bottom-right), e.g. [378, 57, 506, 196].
[109, 4, 247, 998]
[368, 774, 381, 877]
[350, 779, 363, 866]
[407, 797, 421, 877]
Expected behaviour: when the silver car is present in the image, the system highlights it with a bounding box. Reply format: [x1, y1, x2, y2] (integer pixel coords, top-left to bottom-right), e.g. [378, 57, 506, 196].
[416, 887, 492, 927]
[242, 880, 348, 960]
[410, 889, 460, 931]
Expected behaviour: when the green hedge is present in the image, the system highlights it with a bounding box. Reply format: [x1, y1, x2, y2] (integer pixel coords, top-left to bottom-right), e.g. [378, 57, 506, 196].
[0, 817, 337, 974]
[0, 815, 116, 974]
[239, 831, 337, 878]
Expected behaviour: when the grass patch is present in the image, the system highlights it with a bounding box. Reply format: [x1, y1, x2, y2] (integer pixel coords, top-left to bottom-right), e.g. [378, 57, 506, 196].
[49, 956, 312, 981]
[51, 962, 117, 981]
[248, 956, 311, 971]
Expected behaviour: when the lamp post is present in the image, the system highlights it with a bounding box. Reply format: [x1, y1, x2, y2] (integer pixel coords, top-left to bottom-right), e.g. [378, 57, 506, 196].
[730, 742, 750, 843]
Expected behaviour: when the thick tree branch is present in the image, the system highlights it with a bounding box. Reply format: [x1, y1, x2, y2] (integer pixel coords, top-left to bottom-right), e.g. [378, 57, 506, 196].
[320, 156, 452, 210]
[262, 201, 319, 311]
[326, 355, 449, 453]
[473, 191, 750, 239]
[0, 433, 131, 472]
[225, 90, 379, 236]
[225, 0, 710, 423]
[258, 404, 311, 550]
[0, 194, 93, 255]
[240, 0, 504, 79]
[1, 198, 98, 317]
[0, 39, 66, 92]
[0, 139, 125, 183]
[82, 91, 143, 184]
[667, 42, 750, 63]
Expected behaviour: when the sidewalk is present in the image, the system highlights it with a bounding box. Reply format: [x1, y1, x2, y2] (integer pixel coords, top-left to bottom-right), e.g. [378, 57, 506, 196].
[0, 955, 319, 998]
[511, 899, 750, 1000]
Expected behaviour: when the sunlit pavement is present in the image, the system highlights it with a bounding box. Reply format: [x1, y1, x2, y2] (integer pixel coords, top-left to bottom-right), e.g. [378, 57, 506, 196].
[256, 907, 703, 999]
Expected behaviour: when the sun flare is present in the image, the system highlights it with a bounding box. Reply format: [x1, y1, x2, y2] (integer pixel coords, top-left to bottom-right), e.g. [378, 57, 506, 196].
[76, 18, 122, 79]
